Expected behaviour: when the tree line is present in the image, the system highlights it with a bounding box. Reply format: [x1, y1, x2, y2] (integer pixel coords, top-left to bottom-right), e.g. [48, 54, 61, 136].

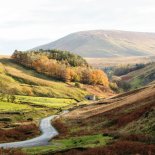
[12, 50, 109, 86]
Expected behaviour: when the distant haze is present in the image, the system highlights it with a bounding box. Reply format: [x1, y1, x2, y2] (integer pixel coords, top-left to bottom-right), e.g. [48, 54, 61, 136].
[33, 30, 155, 58]
[1, 0, 155, 54]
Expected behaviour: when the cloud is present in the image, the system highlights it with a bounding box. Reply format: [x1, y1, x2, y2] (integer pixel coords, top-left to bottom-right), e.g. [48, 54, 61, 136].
[0, 0, 155, 54]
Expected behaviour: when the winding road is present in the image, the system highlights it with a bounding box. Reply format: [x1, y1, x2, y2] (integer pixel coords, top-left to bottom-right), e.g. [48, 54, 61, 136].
[0, 112, 66, 148]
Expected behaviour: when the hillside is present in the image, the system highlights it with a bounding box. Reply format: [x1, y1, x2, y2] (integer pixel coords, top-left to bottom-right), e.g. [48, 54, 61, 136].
[0, 56, 112, 100]
[0, 55, 113, 149]
[0, 55, 113, 154]
[0, 57, 85, 101]
[63, 85, 154, 120]
[113, 62, 155, 91]
[25, 84, 155, 155]
[12, 50, 110, 87]
[33, 30, 155, 58]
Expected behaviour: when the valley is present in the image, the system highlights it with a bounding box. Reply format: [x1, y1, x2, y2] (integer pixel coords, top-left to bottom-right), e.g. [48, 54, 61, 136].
[104, 62, 155, 92]
[0, 34, 155, 155]
[23, 84, 155, 155]
[0, 51, 113, 154]
[1, 0, 155, 154]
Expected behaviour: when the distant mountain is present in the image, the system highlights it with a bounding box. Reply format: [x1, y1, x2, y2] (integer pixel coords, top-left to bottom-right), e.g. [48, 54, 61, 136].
[33, 30, 155, 58]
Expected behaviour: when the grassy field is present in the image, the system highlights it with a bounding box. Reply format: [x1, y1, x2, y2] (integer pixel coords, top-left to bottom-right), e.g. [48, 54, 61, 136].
[0, 95, 78, 144]
[23, 134, 112, 155]
[16, 96, 76, 109]
[0, 101, 31, 112]
[0, 94, 78, 123]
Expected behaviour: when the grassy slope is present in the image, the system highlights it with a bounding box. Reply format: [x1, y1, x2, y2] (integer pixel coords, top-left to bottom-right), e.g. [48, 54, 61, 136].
[24, 134, 111, 155]
[0, 57, 88, 101]
[0, 57, 112, 100]
[16, 96, 76, 109]
[62, 85, 155, 136]
[0, 55, 113, 147]
[0, 101, 31, 112]
[24, 85, 155, 154]
[0, 94, 78, 144]
[0, 95, 76, 122]
[120, 62, 155, 90]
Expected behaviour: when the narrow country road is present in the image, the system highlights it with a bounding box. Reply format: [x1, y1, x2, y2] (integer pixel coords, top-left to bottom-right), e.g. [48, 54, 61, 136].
[0, 111, 66, 148]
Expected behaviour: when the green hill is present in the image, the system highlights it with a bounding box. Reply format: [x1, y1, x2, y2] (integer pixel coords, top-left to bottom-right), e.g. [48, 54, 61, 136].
[0, 57, 87, 101]
[0, 55, 112, 99]
[116, 62, 155, 91]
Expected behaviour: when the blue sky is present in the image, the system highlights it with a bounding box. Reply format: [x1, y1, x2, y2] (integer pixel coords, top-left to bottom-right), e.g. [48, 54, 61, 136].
[0, 0, 155, 55]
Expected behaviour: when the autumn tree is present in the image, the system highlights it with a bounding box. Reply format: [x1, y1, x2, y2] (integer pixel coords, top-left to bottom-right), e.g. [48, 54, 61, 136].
[12, 50, 109, 87]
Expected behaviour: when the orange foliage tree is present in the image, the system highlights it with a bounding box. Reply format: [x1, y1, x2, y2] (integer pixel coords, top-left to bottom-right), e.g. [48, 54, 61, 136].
[12, 50, 109, 87]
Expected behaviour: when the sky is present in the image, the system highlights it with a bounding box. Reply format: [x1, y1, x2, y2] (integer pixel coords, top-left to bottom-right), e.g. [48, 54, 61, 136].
[0, 0, 155, 55]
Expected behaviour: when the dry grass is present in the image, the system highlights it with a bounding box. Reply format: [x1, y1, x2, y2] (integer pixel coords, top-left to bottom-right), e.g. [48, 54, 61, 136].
[52, 84, 155, 140]
[0, 123, 40, 143]
[0, 148, 26, 155]
[64, 85, 155, 119]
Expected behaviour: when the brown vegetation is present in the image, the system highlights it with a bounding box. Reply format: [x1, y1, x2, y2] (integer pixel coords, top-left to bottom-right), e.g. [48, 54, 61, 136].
[0, 123, 40, 143]
[52, 120, 68, 138]
[53, 84, 155, 140]
[121, 134, 155, 144]
[0, 148, 26, 155]
[63, 85, 155, 120]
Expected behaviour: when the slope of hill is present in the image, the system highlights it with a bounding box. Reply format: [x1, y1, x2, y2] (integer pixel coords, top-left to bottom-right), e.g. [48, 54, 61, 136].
[25, 84, 155, 155]
[33, 30, 155, 58]
[58, 85, 155, 154]
[12, 50, 110, 87]
[0, 56, 113, 100]
[114, 62, 155, 91]
[0, 57, 86, 101]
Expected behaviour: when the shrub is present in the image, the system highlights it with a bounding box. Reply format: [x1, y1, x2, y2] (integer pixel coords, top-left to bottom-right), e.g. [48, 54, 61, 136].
[0, 149, 26, 155]
[0, 123, 39, 143]
[75, 82, 81, 88]
[53, 119, 68, 138]
[109, 82, 118, 91]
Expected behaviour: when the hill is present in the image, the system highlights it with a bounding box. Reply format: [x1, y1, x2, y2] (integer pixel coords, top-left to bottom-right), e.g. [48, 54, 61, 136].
[12, 50, 110, 86]
[0, 55, 112, 153]
[25, 84, 155, 155]
[0, 55, 88, 146]
[33, 30, 155, 58]
[0, 56, 112, 100]
[112, 62, 155, 91]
